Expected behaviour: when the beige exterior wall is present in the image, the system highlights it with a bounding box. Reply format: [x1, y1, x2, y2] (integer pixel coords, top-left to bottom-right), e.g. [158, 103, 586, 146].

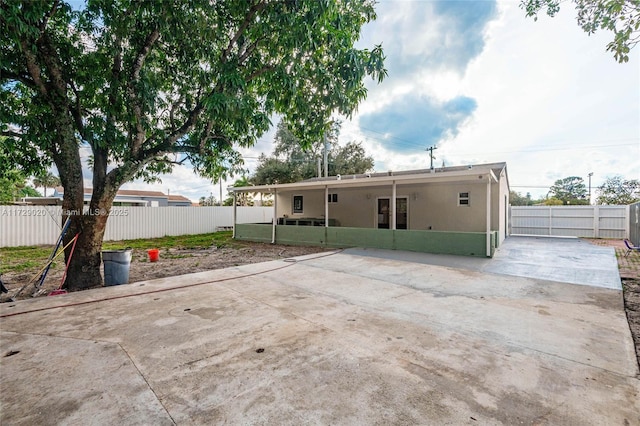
[275, 178, 507, 234]
[406, 182, 488, 232]
[277, 189, 326, 219]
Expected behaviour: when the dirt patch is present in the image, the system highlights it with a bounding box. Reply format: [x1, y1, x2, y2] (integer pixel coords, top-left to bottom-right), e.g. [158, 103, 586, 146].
[1, 242, 328, 301]
[584, 238, 640, 372]
[622, 278, 640, 372]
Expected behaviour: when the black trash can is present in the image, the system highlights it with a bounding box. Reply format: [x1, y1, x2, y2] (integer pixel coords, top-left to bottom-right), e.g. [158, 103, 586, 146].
[102, 249, 132, 286]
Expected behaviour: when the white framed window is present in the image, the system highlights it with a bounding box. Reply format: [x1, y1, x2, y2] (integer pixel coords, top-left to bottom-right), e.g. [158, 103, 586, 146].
[458, 192, 470, 206]
[327, 193, 338, 203]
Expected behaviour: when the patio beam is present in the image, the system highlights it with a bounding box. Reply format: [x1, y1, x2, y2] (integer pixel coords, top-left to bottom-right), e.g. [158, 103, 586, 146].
[486, 176, 491, 257]
[232, 192, 237, 238]
[391, 181, 396, 230]
[325, 185, 329, 228]
[272, 189, 277, 244]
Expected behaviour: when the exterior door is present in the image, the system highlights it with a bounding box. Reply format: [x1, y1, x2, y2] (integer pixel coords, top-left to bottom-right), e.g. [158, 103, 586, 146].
[377, 197, 408, 229]
[377, 198, 390, 229]
[396, 197, 407, 229]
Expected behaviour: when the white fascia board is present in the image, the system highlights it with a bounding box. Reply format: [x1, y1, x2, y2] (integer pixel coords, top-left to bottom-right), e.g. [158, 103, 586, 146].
[232, 168, 496, 193]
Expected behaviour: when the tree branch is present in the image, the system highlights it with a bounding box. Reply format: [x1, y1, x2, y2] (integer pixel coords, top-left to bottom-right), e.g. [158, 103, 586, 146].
[221, 0, 266, 63]
[106, 37, 122, 143]
[127, 28, 160, 156]
[19, 40, 48, 96]
[1, 130, 23, 138]
[37, 32, 72, 103]
[0, 69, 37, 88]
[39, 0, 60, 32]
[245, 64, 275, 82]
[237, 36, 265, 65]
[199, 120, 214, 154]
[131, 28, 160, 81]
[68, 81, 85, 139]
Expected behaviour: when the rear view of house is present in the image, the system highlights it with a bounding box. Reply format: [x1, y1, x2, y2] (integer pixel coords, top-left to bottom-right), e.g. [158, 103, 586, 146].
[232, 162, 510, 257]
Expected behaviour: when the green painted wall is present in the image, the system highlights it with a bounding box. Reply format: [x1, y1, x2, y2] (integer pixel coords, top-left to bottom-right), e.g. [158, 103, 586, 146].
[235, 224, 497, 257]
[234, 223, 272, 242]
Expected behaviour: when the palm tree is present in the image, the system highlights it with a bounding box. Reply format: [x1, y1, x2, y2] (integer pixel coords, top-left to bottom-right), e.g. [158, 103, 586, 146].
[232, 176, 253, 206]
[33, 172, 61, 197]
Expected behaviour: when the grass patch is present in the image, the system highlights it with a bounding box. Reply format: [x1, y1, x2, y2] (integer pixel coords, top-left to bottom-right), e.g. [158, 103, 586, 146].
[0, 246, 61, 274]
[103, 231, 236, 250]
[0, 231, 237, 274]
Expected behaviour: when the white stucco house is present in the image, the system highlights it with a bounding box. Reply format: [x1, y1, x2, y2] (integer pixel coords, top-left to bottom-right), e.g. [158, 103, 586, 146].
[230, 162, 510, 257]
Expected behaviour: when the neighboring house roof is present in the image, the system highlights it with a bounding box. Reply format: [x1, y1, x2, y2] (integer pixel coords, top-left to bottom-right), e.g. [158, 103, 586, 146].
[232, 162, 509, 193]
[48, 187, 192, 205]
[168, 195, 192, 203]
[114, 189, 167, 198]
[53, 187, 167, 198]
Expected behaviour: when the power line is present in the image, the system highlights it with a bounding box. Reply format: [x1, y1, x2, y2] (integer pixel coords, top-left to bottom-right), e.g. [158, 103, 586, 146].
[510, 185, 554, 189]
[452, 142, 638, 156]
[356, 126, 638, 154]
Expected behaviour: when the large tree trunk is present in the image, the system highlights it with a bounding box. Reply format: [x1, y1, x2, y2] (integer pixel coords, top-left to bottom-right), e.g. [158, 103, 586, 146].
[52, 126, 119, 291]
[59, 175, 119, 291]
[62, 212, 108, 291]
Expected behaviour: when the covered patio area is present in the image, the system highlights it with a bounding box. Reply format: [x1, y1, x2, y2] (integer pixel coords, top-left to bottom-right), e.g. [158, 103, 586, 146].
[230, 163, 509, 257]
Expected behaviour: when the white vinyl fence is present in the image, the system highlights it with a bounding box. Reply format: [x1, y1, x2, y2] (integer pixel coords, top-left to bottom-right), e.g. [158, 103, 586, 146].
[510, 205, 629, 239]
[0, 206, 273, 247]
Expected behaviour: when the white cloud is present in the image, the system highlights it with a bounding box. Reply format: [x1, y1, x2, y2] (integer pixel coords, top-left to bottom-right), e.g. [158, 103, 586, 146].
[439, 1, 640, 197]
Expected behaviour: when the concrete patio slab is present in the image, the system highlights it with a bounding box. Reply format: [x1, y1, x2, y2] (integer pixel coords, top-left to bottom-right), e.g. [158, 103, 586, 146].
[346, 236, 622, 290]
[1, 250, 638, 425]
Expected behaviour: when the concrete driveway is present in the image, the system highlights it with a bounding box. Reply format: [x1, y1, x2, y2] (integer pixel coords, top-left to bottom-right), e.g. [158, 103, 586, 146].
[347, 236, 622, 290]
[1, 245, 638, 425]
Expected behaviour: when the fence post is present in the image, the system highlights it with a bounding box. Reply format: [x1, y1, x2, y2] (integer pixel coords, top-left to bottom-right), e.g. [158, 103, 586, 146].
[626, 204, 632, 240]
[593, 205, 599, 238]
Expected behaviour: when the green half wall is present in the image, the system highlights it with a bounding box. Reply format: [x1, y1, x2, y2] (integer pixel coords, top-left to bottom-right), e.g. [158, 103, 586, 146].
[235, 224, 497, 257]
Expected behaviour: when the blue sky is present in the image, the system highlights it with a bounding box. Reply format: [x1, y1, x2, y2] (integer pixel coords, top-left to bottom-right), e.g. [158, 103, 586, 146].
[117, 0, 640, 202]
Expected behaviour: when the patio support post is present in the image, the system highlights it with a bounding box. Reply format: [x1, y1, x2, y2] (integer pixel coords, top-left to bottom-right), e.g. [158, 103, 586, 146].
[272, 189, 277, 244]
[325, 185, 329, 227]
[391, 181, 396, 230]
[486, 177, 491, 257]
[232, 192, 237, 238]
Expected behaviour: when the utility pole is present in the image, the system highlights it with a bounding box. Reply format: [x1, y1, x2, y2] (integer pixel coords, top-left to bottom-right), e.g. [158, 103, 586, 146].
[588, 172, 593, 204]
[426, 146, 438, 170]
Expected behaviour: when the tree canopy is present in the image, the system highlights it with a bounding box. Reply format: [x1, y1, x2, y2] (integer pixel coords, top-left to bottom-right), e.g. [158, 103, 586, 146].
[509, 190, 535, 206]
[252, 121, 374, 185]
[521, 0, 640, 63]
[596, 176, 640, 205]
[548, 176, 589, 205]
[0, 169, 40, 204]
[0, 0, 386, 289]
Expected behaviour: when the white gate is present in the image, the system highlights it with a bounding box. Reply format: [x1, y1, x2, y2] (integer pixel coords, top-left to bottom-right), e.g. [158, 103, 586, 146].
[510, 205, 628, 239]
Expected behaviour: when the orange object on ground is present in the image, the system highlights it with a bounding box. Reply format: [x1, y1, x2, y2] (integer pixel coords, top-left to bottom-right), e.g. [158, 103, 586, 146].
[148, 249, 159, 262]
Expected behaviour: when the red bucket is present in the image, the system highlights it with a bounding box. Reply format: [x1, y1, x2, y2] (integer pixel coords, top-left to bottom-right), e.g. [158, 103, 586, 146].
[148, 249, 159, 262]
